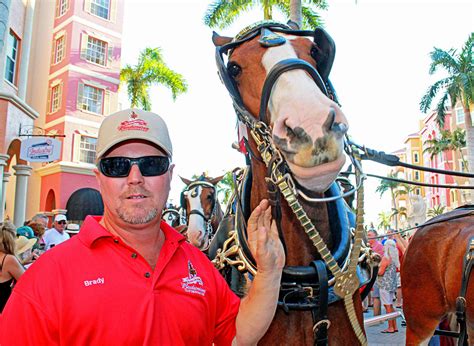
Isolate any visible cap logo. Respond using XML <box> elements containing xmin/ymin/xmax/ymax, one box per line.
<box><xmin>117</xmin><ymin>111</ymin><xmax>150</xmax><ymax>132</ymax></box>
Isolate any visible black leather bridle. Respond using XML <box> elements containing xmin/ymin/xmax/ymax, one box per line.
<box><xmin>181</xmin><ymin>181</ymin><xmax>218</xmax><ymax>225</ymax></box>
<box><xmin>215</xmin><ymin>21</ymin><xmax>339</xmax><ymax>127</ymax></box>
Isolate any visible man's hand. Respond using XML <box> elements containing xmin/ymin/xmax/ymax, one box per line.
<box><xmin>247</xmin><ymin>199</ymin><xmax>285</xmax><ymax>274</ymax></box>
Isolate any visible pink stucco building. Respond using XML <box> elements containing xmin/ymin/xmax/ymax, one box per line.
<box><xmin>0</xmin><ymin>0</ymin><xmax>123</xmax><ymax>226</ymax></box>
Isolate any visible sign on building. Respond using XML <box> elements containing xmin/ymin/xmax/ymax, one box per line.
<box><xmin>20</xmin><ymin>137</ymin><xmax>61</xmax><ymax>162</ymax></box>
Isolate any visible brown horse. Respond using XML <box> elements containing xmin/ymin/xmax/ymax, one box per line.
<box><xmin>402</xmin><ymin>208</ymin><xmax>474</xmax><ymax>345</ymax></box>
<box><xmin>211</xmin><ymin>21</ymin><xmax>372</xmax><ymax>345</ymax></box>
<box><xmin>180</xmin><ymin>174</ymin><xmax>224</xmax><ymax>251</ymax></box>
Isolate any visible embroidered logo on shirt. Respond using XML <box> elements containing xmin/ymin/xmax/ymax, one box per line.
<box><xmin>84</xmin><ymin>277</ymin><xmax>105</xmax><ymax>287</ymax></box>
<box><xmin>181</xmin><ymin>261</ymin><xmax>206</xmax><ymax>296</ymax></box>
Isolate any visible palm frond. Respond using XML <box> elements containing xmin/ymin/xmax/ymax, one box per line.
<box><xmin>419</xmin><ymin>78</ymin><xmax>450</xmax><ymax>113</ymax></box>
<box><xmin>203</xmin><ymin>0</ymin><xmax>253</xmax><ymax>29</ymax></box>
<box><xmin>305</xmin><ymin>0</ymin><xmax>329</xmax><ymax>11</ymax></box>
<box><xmin>301</xmin><ymin>5</ymin><xmax>324</xmax><ymax>29</ymax></box>
<box><xmin>429</xmin><ymin>48</ymin><xmax>459</xmax><ymax>75</ymax></box>
<box><xmin>435</xmin><ymin>92</ymin><xmax>449</xmax><ymax>127</ymax></box>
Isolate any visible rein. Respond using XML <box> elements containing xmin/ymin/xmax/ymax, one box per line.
<box><xmin>347</xmin><ymin>140</ymin><xmax>474</xmax><ymax>188</ymax></box>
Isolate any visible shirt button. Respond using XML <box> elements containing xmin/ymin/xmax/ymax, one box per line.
<box><xmin>131</xmin><ymin>253</ymin><xmax>138</xmax><ymax>259</ymax></box>
<box><xmin>144</xmin><ymin>272</ymin><xmax>151</xmax><ymax>278</ymax></box>
<box><xmin>113</xmin><ymin>239</ymin><xmax>119</xmax><ymax>244</ymax></box>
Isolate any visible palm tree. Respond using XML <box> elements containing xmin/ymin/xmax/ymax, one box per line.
<box><xmin>424</xmin><ymin>128</ymin><xmax>468</xmax><ymax>171</ymax></box>
<box><xmin>203</xmin><ymin>0</ymin><xmax>328</xmax><ymax>30</ymax></box>
<box><xmin>427</xmin><ymin>205</ymin><xmax>446</xmax><ymax>218</ymax></box>
<box><xmin>216</xmin><ymin>171</ymin><xmax>235</xmax><ymax>205</ymax></box>
<box><xmin>377</xmin><ymin>211</ymin><xmax>391</xmax><ymax>230</ymax></box>
<box><xmin>419</xmin><ymin>33</ymin><xmax>474</xmax><ymax>174</ymax></box>
<box><xmin>375</xmin><ymin>172</ymin><xmax>402</xmax><ymax>229</ymax></box>
<box><xmin>120</xmin><ymin>48</ymin><xmax>188</xmax><ymax>110</ymax></box>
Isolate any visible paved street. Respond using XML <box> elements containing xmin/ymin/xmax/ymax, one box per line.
<box><xmin>365</xmin><ymin>307</ymin><xmax>406</xmax><ymax>346</ymax></box>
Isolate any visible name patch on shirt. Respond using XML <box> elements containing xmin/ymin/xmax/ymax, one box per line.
<box><xmin>181</xmin><ymin>261</ymin><xmax>206</xmax><ymax>296</ymax></box>
<box><xmin>84</xmin><ymin>277</ymin><xmax>105</xmax><ymax>287</ymax></box>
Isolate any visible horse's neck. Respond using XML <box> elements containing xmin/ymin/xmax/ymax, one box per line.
<box><xmin>250</xmin><ymin>162</ymin><xmax>332</xmax><ymax>266</ymax></box>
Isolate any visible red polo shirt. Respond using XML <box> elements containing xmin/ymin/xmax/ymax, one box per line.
<box><xmin>1</xmin><ymin>216</ymin><xmax>240</xmax><ymax>345</ymax></box>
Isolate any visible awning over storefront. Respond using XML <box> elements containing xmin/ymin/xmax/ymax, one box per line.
<box><xmin>66</xmin><ymin>188</ymin><xmax>104</xmax><ymax>222</ymax></box>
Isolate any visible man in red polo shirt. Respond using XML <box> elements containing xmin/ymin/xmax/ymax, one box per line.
<box><xmin>1</xmin><ymin>109</ymin><xmax>285</xmax><ymax>345</ymax></box>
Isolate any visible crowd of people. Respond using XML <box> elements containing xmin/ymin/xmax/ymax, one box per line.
<box><xmin>365</xmin><ymin>227</ymin><xmax>408</xmax><ymax>333</ymax></box>
<box><xmin>0</xmin><ymin>214</ymin><xmax>75</xmax><ymax>313</ymax></box>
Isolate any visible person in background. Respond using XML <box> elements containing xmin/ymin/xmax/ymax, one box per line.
<box><xmin>26</xmin><ymin>222</ymin><xmax>46</xmax><ymax>252</ymax></box>
<box><xmin>367</xmin><ymin>229</ymin><xmax>383</xmax><ymax>316</ymax></box>
<box><xmin>31</xmin><ymin>214</ymin><xmax>49</xmax><ymax>229</ymax></box>
<box><xmin>15</xmin><ymin>236</ymin><xmax>38</xmax><ymax>268</ymax></box>
<box><xmin>42</xmin><ymin>215</ymin><xmax>70</xmax><ymax>250</ymax></box>
<box><xmin>16</xmin><ymin>226</ymin><xmax>34</xmax><ymax>240</ymax></box>
<box><xmin>377</xmin><ymin>239</ymin><xmax>400</xmax><ymax>333</ymax></box>
<box><xmin>0</xmin><ymin>223</ymin><xmax>27</xmax><ymax>312</ymax></box>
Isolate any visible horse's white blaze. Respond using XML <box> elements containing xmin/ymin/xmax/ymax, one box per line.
<box><xmin>186</xmin><ymin>186</ymin><xmax>207</xmax><ymax>247</ymax></box>
<box><xmin>261</xmin><ymin>35</ymin><xmax>336</xmax><ymax>143</ymax></box>
<box><xmin>260</xmin><ymin>34</ymin><xmax>347</xmax><ymax>192</ymax></box>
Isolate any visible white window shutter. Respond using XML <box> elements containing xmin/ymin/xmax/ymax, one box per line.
<box><xmin>110</xmin><ymin>0</ymin><xmax>117</xmax><ymax>22</ymax></box>
<box><xmin>107</xmin><ymin>42</ymin><xmax>113</xmax><ymax>67</ymax></box>
<box><xmin>51</xmin><ymin>39</ymin><xmax>56</xmax><ymax>64</ymax></box>
<box><xmin>55</xmin><ymin>0</ymin><xmax>60</xmax><ymax>17</ymax></box>
<box><xmin>58</xmin><ymin>82</ymin><xmax>63</xmax><ymax>110</ymax></box>
<box><xmin>84</xmin><ymin>0</ymin><xmax>92</xmax><ymax>13</ymax></box>
<box><xmin>77</xmin><ymin>82</ymin><xmax>84</xmax><ymax>110</ymax></box>
<box><xmin>72</xmin><ymin>132</ymin><xmax>80</xmax><ymax>162</ymax></box>
<box><xmin>80</xmin><ymin>33</ymin><xmax>88</xmax><ymax>60</ymax></box>
<box><xmin>104</xmin><ymin>89</ymin><xmax>111</xmax><ymax>115</ymax></box>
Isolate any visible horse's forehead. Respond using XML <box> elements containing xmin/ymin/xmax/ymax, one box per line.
<box><xmin>232</xmin><ymin>35</ymin><xmax>312</xmax><ymax>71</ymax></box>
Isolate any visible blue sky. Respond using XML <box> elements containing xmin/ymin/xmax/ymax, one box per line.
<box><xmin>119</xmin><ymin>0</ymin><xmax>473</xmax><ymax>226</ymax></box>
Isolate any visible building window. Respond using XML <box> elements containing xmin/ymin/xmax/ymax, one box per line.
<box><xmin>414</xmin><ymin>171</ymin><xmax>420</xmax><ymax>181</ymax></box>
<box><xmin>414</xmin><ymin>152</ymin><xmax>419</xmax><ymax>163</ymax></box>
<box><xmin>54</xmin><ymin>36</ymin><xmax>65</xmax><ymax>64</ymax></box>
<box><xmin>85</xmin><ymin>36</ymin><xmax>107</xmax><ymax>66</ymax></box>
<box><xmin>78</xmin><ymin>84</ymin><xmax>104</xmax><ymax>114</ymax></box>
<box><xmin>50</xmin><ymin>84</ymin><xmax>62</xmax><ymax>113</ymax></box>
<box><xmin>4</xmin><ymin>31</ymin><xmax>20</xmax><ymax>85</ymax></box>
<box><xmin>56</xmin><ymin>0</ymin><xmax>69</xmax><ymax>17</ymax></box>
<box><xmin>415</xmin><ymin>188</ymin><xmax>421</xmax><ymax>195</ymax></box>
<box><xmin>79</xmin><ymin>136</ymin><xmax>97</xmax><ymax>164</ymax></box>
<box><xmin>90</xmin><ymin>0</ymin><xmax>110</xmax><ymax>19</ymax></box>
<box><xmin>455</xmin><ymin>108</ymin><xmax>465</xmax><ymax>124</ymax></box>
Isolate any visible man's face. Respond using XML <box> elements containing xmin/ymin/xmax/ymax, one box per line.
<box><xmin>54</xmin><ymin>220</ymin><xmax>67</xmax><ymax>233</ymax></box>
<box><xmin>94</xmin><ymin>140</ymin><xmax>174</xmax><ymax>225</ymax></box>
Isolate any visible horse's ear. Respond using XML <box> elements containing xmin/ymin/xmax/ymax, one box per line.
<box><xmin>313</xmin><ymin>28</ymin><xmax>336</xmax><ymax>81</ymax></box>
<box><xmin>180</xmin><ymin>176</ymin><xmax>192</xmax><ymax>186</ymax></box>
<box><xmin>212</xmin><ymin>31</ymin><xmax>233</xmax><ymax>47</ymax></box>
<box><xmin>210</xmin><ymin>175</ymin><xmax>225</xmax><ymax>186</ymax></box>
<box><xmin>287</xmin><ymin>20</ymin><xmax>300</xmax><ymax>30</ymax></box>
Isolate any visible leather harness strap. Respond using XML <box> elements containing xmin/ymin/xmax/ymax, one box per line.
<box><xmin>311</xmin><ymin>260</ymin><xmax>329</xmax><ymax>346</ymax></box>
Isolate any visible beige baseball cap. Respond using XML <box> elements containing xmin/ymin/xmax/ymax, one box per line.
<box><xmin>96</xmin><ymin>108</ymin><xmax>173</xmax><ymax>160</ymax></box>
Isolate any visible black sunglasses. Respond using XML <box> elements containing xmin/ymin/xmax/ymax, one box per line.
<box><xmin>99</xmin><ymin>156</ymin><xmax>170</xmax><ymax>178</ymax></box>
<box><xmin>57</xmin><ymin>221</ymin><xmax>67</xmax><ymax>225</ymax></box>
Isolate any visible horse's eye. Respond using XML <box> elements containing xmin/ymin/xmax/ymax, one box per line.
<box><xmin>227</xmin><ymin>62</ymin><xmax>241</xmax><ymax>78</ymax></box>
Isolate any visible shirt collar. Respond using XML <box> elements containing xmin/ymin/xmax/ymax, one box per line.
<box><xmin>78</xmin><ymin>216</ymin><xmax>186</xmax><ymax>248</ymax></box>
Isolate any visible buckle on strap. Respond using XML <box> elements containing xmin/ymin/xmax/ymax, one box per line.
<box><xmin>313</xmin><ymin>319</ymin><xmax>331</xmax><ymax>333</ymax></box>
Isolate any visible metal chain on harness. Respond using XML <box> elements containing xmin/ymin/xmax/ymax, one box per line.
<box><xmin>246</xmin><ymin>118</ymin><xmax>368</xmax><ymax>345</ymax></box>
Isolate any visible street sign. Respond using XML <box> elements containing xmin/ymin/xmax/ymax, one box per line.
<box><xmin>20</xmin><ymin>137</ymin><xmax>61</xmax><ymax>162</ymax></box>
